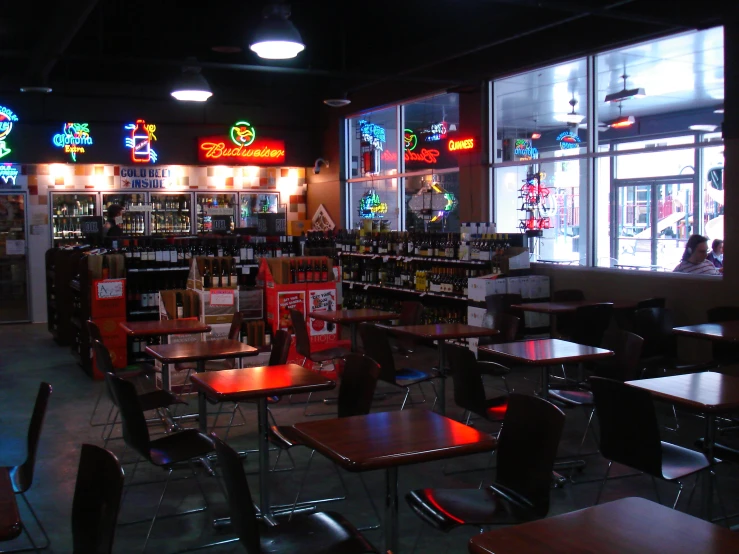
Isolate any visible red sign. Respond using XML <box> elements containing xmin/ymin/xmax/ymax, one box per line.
<box><xmin>380</xmin><ymin>148</ymin><xmax>440</xmax><ymax>165</ymax></box>
<box><xmin>448</xmin><ymin>137</ymin><xmax>475</xmax><ymax>152</ymax></box>
<box><xmin>198</xmin><ymin>136</ymin><xmax>286</xmax><ymax>164</ymax></box>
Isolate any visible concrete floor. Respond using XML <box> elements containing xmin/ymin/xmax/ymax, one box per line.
<box><xmin>1</xmin><ymin>323</ymin><xmax>738</xmax><ymax>554</ymax></box>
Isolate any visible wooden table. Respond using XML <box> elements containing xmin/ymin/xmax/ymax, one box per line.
<box><xmin>673</xmin><ymin>321</ymin><xmax>739</xmax><ymax>343</ymax></box>
<box><xmin>145</xmin><ymin>339</ymin><xmax>258</xmax><ymax>390</ymax></box>
<box><xmin>292</xmin><ymin>409</ymin><xmax>496</xmax><ymax>554</ymax></box>
<box><xmin>626</xmin><ymin>372</ymin><xmax>739</xmax><ymax>520</ymax></box>
<box><xmin>190</xmin><ymin>364</ymin><xmax>335</xmax><ymax>519</ymax></box>
<box><xmin>479</xmin><ymin>339</ymin><xmax>613</xmax><ymax>393</ymax></box>
<box><xmin>468</xmin><ymin>497</ymin><xmax>739</xmax><ymax>554</ymax></box>
<box><xmin>377</xmin><ymin>323</ymin><xmax>500</xmax><ymax>415</ymax></box>
<box><xmin>511</xmin><ymin>300</ymin><xmax>635</xmax><ymax>314</ymax></box>
<box><xmin>0</xmin><ymin>468</ymin><xmax>21</xmax><ymax>542</ymax></box>
<box><xmin>119</xmin><ymin>318</ymin><xmax>212</xmax><ymax>337</ymax></box>
<box><xmin>309</xmin><ymin>309</ymin><xmax>399</xmax><ymax>351</ymax></box>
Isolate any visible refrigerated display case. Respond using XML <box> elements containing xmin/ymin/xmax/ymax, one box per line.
<box><xmin>50</xmin><ymin>192</ymin><xmax>99</xmax><ymax>244</ymax></box>
<box><xmin>196</xmin><ymin>193</ymin><xmax>238</xmax><ymax>233</ymax></box>
<box><xmin>102</xmin><ymin>192</ymin><xmax>147</xmax><ymax>236</ymax></box>
<box><xmin>150</xmin><ymin>192</ymin><xmax>192</xmax><ymax>235</ymax></box>
<box><xmin>239</xmin><ymin>192</ymin><xmax>280</xmax><ymax>228</ymax></box>
<box><xmin>0</xmin><ymin>192</ymin><xmax>30</xmax><ymax>322</ymax></box>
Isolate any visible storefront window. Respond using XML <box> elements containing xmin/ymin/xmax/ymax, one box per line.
<box><xmin>404</xmin><ymin>93</ymin><xmax>460</xmax><ymax>171</ymax></box>
<box><xmin>701</xmin><ymin>133</ymin><xmax>724</xmax><ymax>243</ymax></box>
<box><xmin>348</xmin><ymin>108</ymin><xmax>399</xmax><ymax>178</ymax></box>
<box><xmin>405</xmin><ymin>172</ymin><xmax>460</xmax><ymax>232</ymax></box>
<box><xmin>349</xmin><ymin>179</ymin><xmax>400</xmax><ymax>230</ymax></box>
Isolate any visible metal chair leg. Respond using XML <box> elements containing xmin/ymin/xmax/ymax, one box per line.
<box><xmin>595</xmin><ymin>461</ymin><xmax>613</xmax><ymax>505</ymax></box>
<box><xmin>142</xmin><ymin>469</ymin><xmax>172</xmax><ymax>553</ymax></box>
<box><xmin>400</xmin><ymin>388</ymin><xmax>411</xmax><ymax>411</ymax></box>
<box><xmin>651</xmin><ymin>476</ymin><xmax>662</xmax><ymax>505</ymax></box>
<box><xmin>289</xmin><ymin>450</ymin><xmax>315</xmax><ymax>520</ymax></box>
<box><xmin>89</xmin><ymin>387</ymin><xmax>105</xmax><ymax>427</ymax></box>
<box><xmin>577</xmin><ymin>408</ymin><xmax>596</xmax><ymax>456</ymax></box>
<box><xmin>672</xmin><ymin>481</ymin><xmax>683</xmax><ymax>510</ymax></box>
<box><xmin>0</xmin><ymin>493</ymin><xmax>49</xmax><ymax>553</ymax></box>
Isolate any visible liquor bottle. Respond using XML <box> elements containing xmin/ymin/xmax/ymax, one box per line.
<box><xmin>297</xmin><ymin>260</ymin><xmax>306</xmax><ymax>283</ymax></box>
<box><xmin>321</xmin><ymin>259</ymin><xmax>328</xmax><ymax>282</ymax></box>
<box><xmin>290</xmin><ymin>261</ymin><xmax>297</xmax><ymax>284</ymax></box>
<box><xmin>176</xmin><ymin>292</ymin><xmax>184</xmax><ymax>319</ymax></box>
<box><xmin>230</xmin><ymin>261</ymin><xmax>239</xmax><ymax>288</ymax></box>
<box><xmin>202</xmin><ymin>261</ymin><xmax>212</xmax><ymax>289</ymax></box>
<box><xmin>306</xmin><ymin>259</ymin><xmax>314</xmax><ymax>283</ymax></box>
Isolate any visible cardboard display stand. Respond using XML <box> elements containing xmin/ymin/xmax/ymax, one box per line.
<box><xmin>90</xmin><ymin>278</ymin><xmax>127</xmax><ymax>378</ymax></box>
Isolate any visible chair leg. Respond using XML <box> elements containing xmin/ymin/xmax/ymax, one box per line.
<box><xmin>89</xmin><ymin>387</ymin><xmax>105</xmax><ymax>427</ymax></box>
<box><xmin>577</xmin><ymin>408</ymin><xmax>596</xmax><ymax>456</ymax></box>
<box><xmin>651</xmin><ymin>476</ymin><xmax>663</xmax><ymax>505</ymax></box>
<box><xmin>400</xmin><ymin>388</ymin><xmax>411</xmax><ymax>411</ymax></box>
<box><xmin>671</xmin><ymin>481</ymin><xmax>683</xmax><ymax>510</ymax></box>
<box><xmin>595</xmin><ymin>461</ymin><xmax>613</xmax><ymax>505</ymax></box>
<box><xmin>711</xmin><ymin>470</ymin><xmax>730</xmax><ymax>528</ymax></box>
<box><xmin>356</xmin><ymin>473</ymin><xmax>381</xmax><ymax>531</ymax></box>
<box><xmin>103</xmin><ymin>410</ymin><xmax>119</xmax><ymax>449</ymax></box>
<box><xmin>289</xmin><ymin>450</ymin><xmax>315</xmax><ymax>520</ymax></box>
<box><xmin>5</xmin><ymin>493</ymin><xmax>50</xmax><ymax>553</ymax></box>
<box><xmin>100</xmin><ymin>404</ymin><xmax>116</xmax><ymax>439</ymax></box>
<box><xmin>142</xmin><ymin>469</ymin><xmax>172</xmax><ymax>553</ymax></box>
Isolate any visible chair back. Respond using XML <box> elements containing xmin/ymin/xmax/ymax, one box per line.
<box><xmin>636</xmin><ymin>297</ymin><xmax>666</xmax><ymax>310</ymax></box>
<box><xmin>358</xmin><ymin>323</ymin><xmax>398</xmax><ymax>384</ymax></box>
<box><xmin>485</xmin><ymin>294</ymin><xmax>522</xmax><ymax>316</ymax></box>
<box><xmin>590</xmin><ymin>377</ymin><xmax>662</xmax><ymax>476</ymax></box>
<box><xmin>212</xmin><ymin>435</ymin><xmax>261</xmax><ymax>554</ymax></box>
<box><xmin>268</xmin><ymin>329</ymin><xmax>292</xmax><ymax>366</ymax></box>
<box><xmin>72</xmin><ymin>444</ymin><xmax>124</xmax><ymax>554</ymax></box>
<box><xmin>447</xmin><ymin>345</ymin><xmax>488</xmax><ymax>417</ymax></box>
<box><xmin>87</xmin><ymin>319</ymin><xmax>103</xmax><ymax>344</ymax></box>
<box><xmin>552</xmin><ymin>289</ymin><xmax>585</xmax><ymax>301</ymax></box>
<box><xmin>399</xmin><ymin>301</ymin><xmax>424</xmax><ymax>325</ymax></box>
<box><xmin>596</xmin><ymin>330</ymin><xmax>644</xmax><ymax>382</ymax></box>
<box><xmin>495</xmin><ymin>394</ymin><xmax>565</xmax><ymax>518</ymax></box>
<box><xmin>479</xmin><ymin>313</ymin><xmax>520</xmax><ymax>347</ymax></box>
<box><xmin>104</xmin><ymin>373</ymin><xmax>151</xmax><ymax>459</ymax></box>
<box><xmin>11</xmin><ymin>382</ymin><xmax>52</xmax><ymax>493</ymax></box>
<box><xmin>632</xmin><ymin>307</ymin><xmax>676</xmax><ymax>360</ymax></box>
<box><xmin>290</xmin><ymin>309</ymin><xmax>312</xmax><ymax>359</ymax></box>
<box><xmin>337</xmin><ymin>354</ymin><xmax>381</xmax><ymax>418</ymax></box>
<box><xmin>570</xmin><ymin>303</ymin><xmax>614</xmax><ymax>347</ymax></box>
<box><xmin>227</xmin><ymin>311</ymin><xmax>245</xmax><ymax>340</ymax></box>
<box><xmin>707</xmin><ymin>306</ymin><xmax>739</xmax><ymax>364</ymax></box>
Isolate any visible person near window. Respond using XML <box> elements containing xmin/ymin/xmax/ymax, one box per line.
<box><xmin>673</xmin><ymin>234</ymin><xmax>721</xmax><ymax>275</ymax></box>
<box><xmin>103</xmin><ymin>204</ymin><xmax>124</xmax><ymax>238</ymax></box>
<box><xmin>707</xmin><ymin>239</ymin><xmax>723</xmax><ymax>270</ymax></box>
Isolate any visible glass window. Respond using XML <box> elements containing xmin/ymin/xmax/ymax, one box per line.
<box><xmin>348</xmin><ymin>108</ymin><xmax>399</xmax><ymax>178</ymax></box>
<box><xmin>349</xmin><ymin>179</ymin><xmax>400</xmax><ymax>230</ymax></box>
<box><xmin>403</xmin><ymin>93</ymin><xmax>460</xmax><ymax>171</ymax></box>
<box><xmin>701</xmin><ymin>133</ymin><xmax>724</xmax><ymax>243</ymax></box>
<box><xmin>405</xmin><ymin>172</ymin><xmax>460</xmax><ymax>232</ymax></box>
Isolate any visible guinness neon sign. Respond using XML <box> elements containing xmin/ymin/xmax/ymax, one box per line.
<box><xmin>448</xmin><ymin>137</ymin><xmax>475</xmax><ymax>152</ymax></box>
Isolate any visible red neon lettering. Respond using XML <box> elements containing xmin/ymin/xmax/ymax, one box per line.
<box><xmin>199</xmin><ymin>141</ymin><xmax>285</xmax><ymax>161</ymax></box>
<box><xmin>448</xmin><ymin>138</ymin><xmax>475</xmax><ymax>151</ymax></box>
<box><xmin>379</xmin><ymin>148</ymin><xmax>440</xmax><ymax>164</ymax></box>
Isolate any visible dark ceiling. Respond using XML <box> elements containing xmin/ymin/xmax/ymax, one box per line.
<box><xmin>0</xmin><ymin>0</ymin><xmax>726</xmax><ymax>111</ymax></box>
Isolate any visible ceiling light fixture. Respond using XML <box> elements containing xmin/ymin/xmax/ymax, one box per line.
<box><xmin>604</xmin><ymin>74</ymin><xmax>645</xmax><ymax>103</ymax></box>
<box><xmin>20</xmin><ymin>85</ymin><xmax>53</xmax><ymax>93</ymax></box>
<box><xmin>689</xmin><ymin>124</ymin><xmax>718</xmax><ymax>132</ymax></box>
<box><xmin>555</xmin><ymin>97</ymin><xmax>585</xmax><ymax>124</ymax></box>
<box><xmin>249</xmin><ymin>2</ymin><xmax>305</xmax><ymax>60</ymax></box>
<box><xmin>713</xmin><ymin>106</ymin><xmax>724</xmax><ymax>114</ymax></box>
<box><xmin>609</xmin><ymin>103</ymin><xmax>635</xmax><ymax>129</ymax></box>
<box><xmin>324</xmin><ymin>91</ymin><xmax>351</xmax><ymax>107</ymax></box>
<box><xmin>170</xmin><ymin>64</ymin><xmax>213</xmax><ymax>102</ymax></box>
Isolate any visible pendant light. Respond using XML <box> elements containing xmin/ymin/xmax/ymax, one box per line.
<box><xmin>170</xmin><ymin>63</ymin><xmax>213</xmax><ymax>102</ymax></box>
<box><xmin>249</xmin><ymin>2</ymin><xmax>305</xmax><ymax>60</ymax></box>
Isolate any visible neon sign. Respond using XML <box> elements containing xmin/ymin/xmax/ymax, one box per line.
<box><xmin>381</xmin><ymin>148</ymin><xmax>440</xmax><ymax>165</ymax></box>
<box><xmin>0</xmin><ymin>164</ymin><xmax>19</xmax><ymax>185</ymax></box>
<box><xmin>124</xmin><ymin>119</ymin><xmax>158</xmax><ymax>163</ymax></box>
<box><xmin>198</xmin><ymin>136</ymin><xmax>286</xmax><ymax>164</ymax></box>
<box><xmin>358</xmin><ymin>190</ymin><xmax>388</xmax><ymax>219</ymax></box>
<box><xmin>448</xmin><ymin>137</ymin><xmax>475</xmax><ymax>152</ymax></box>
<box><xmin>556</xmin><ymin>131</ymin><xmax>581</xmax><ymax>150</ymax></box>
<box><xmin>230</xmin><ymin>121</ymin><xmax>256</xmax><ymax>147</ymax></box>
<box><xmin>0</xmin><ymin>105</ymin><xmax>19</xmax><ymax>159</ymax></box>
<box><xmin>422</xmin><ymin>121</ymin><xmax>448</xmax><ymax>142</ymax></box>
<box><xmin>359</xmin><ymin>120</ymin><xmax>386</xmax><ymax>148</ymax></box>
<box><xmin>52</xmin><ymin>123</ymin><xmax>92</xmax><ymax>162</ymax></box>
<box><xmin>404</xmin><ymin>129</ymin><xmax>417</xmax><ymax>151</ymax></box>
<box><xmin>513</xmin><ymin>138</ymin><xmax>538</xmax><ymax>158</ymax></box>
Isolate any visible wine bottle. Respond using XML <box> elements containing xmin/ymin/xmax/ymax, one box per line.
<box><xmin>176</xmin><ymin>292</ymin><xmax>184</xmax><ymax>318</ymax></box>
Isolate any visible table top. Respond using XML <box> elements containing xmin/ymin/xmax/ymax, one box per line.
<box><xmin>309</xmin><ymin>309</ymin><xmax>399</xmax><ymax>324</ymax></box>
<box><xmin>536</xmin><ymin>258</ymin><xmax>579</xmax><ymax>265</ymax></box>
<box><xmin>145</xmin><ymin>339</ymin><xmax>258</xmax><ymax>364</ymax></box>
<box><xmin>626</xmin><ymin>372</ymin><xmax>739</xmax><ymax>413</ymax></box>
<box><xmin>189</xmin><ymin>364</ymin><xmax>335</xmax><ymax>402</ymax></box>
<box><xmin>468</xmin><ymin>497</ymin><xmax>739</xmax><ymax>554</ymax></box>
<box><xmin>377</xmin><ymin>323</ymin><xmax>500</xmax><ymax>340</ymax></box>
<box><xmin>511</xmin><ymin>300</ymin><xmax>635</xmax><ymax>314</ymax></box>
<box><xmin>673</xmin><ymin>321</ymin><xmax>739</xmax><ymax>343</ymax></box>
<box><xmin>119</xmin><ymin>319</ymin><xmax>212</xmax><ymax>337</ymax></box>
<box><xmin>291</xmin><ymin>409</ymin><xmax>496</xmax><ymax>472</ymax></box>
<box><xmin>479</xmin><ymin>339</ymin><xmax>614</xmax><ymax>365</ymax></box>
<box><xmin>0</xmin><ymin>468</ymin><xmax>21</xmax><ymax>542</ymax></box>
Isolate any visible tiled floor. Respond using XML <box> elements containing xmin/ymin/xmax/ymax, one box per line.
<box><xmin>1</xmin><ymin>324</ymin><xmax>737</xmax><ymax>553</ymax></box>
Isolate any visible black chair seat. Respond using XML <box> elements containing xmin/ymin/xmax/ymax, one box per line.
<box><xmin>548</xmin><ymin>389</ymin><xmax>593</xmax><ymax>407</ymax></box>
<box><xmin>406</xmin><ymin>485</ymin><xmax>538</xmax><ymax>532</ymax></box>
<box><xmin>310</xmin><ymin>346</ymin><xmax>351</xmax><ymax>363</ymax></box>
<box><xmin>138</xmin><ymin>389</ymin><xmax>185</xmax><ymax>412</ymax></box>
<box><xmin>148</xmin><ymin>429</ymin><xmax>215</xmax><ymax>467</ymax></box>
<box><xmin>260</xmin><ymin>511</ymin><xmax>377</xmax><ymax>554</ymax></box>
<box><xmin>268</xmin><ymin>425</ymin><xmax>304</xmax><ymax>450</ymax></box>
<box><xmin>396</xmin><ymin>367</ymin><xmax>439</xmax><ymax>386</ymax></box>
<box><xmin>660</xmin><ymin>441</ymin><xmax>710</xmax><ymax>480</ymax></box>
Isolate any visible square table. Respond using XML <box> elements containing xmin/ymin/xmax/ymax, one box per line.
<box><xmin>468</xmin><ymin>497</ymin><xmax>739</xmax><ymax>554</ymax></box>
<box><xmin>190</xmin><ymin>364</ymin><xmax>335</xmax><ymax>519</ymax></box>
<box><xmin>673</xmin><ymin>321</ymin><xmax>739</xmax><ymax>343</ymax></box>
<box><xmin>0</xmin><ymin>468</ymin><xmax>21</xmax><ymax>542</ymax></box>
<box><xmin>625</xmin><ymin>371</ymin><xmax>739</xmax><ymax>520</ymax></box>
<box><xmin>377</xmin><ymin>323</ymin><xmax>500</xmax><ymax>415</ymax></box>
<box><xmin>119</xmin><ymin>318</ymin><xmax>212</xmax><ymax>338</ymax></box>
<box><xmin>291</xmin><ymin>409</ymin><xmax>496</xmax><ymax>554</ymax></box>
<box><xmin>309</xmin><ymin>309</ymin><xmax>399</xmax><ymax>351</ymax></box>
<box><xmin>145</xmin><ymin>339</ymin><xmax>259</xmax><ymax>390</ymax></box>
<box><xmin>479</xmin><ymin>338</ymin><xmax>614</xmax><ymax>393</ymax></box>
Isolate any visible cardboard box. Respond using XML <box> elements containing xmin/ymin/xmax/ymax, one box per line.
<box><xmin>467</xmin><ymin>275</ymin><xmax>507</xmax><ymax>302</ymax></box>
<box><xmin>528</xmin><ymin>275</ymin><xmax>550</xmax><ymax>299</ymax></box>
<box><xmin>195</xmin><ymin>288</ymin><xmax>239</xmax><ymax>325</ymax></box>
<box><xmin>159</xmin><ymin>290</ymin><xmax>201</xmax><ymax>320</ymax></box>
<box><xmin>93</xmin><ymin>316</ymin><xmax>126</xmax><ymax>339</ymax></box>
<box><xmin>239</xmin><ymin>287</ymin><xmax>264</xmax><ymax>320</ymax></box>
<box><xmin>500</xmin><ymin>247</ymin><xmax>530</xmax><ymax>273</ymax></box>
<box><xmin>467</xmin><ymin>306</ymin><xmax>487</xmax><ymax>327</ymax></box>
<box><xmin>187</xmin><ymin>256</ymin><xmax>238</xmax><ymax>291</ymax></box>
<box><xmin>288</xmin><ymin>219</ymin><xmax>312</xmax><ymax>236</ymax></box>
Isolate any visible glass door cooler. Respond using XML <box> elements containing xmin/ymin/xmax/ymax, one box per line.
<box><xmin>102</xmin><ymin>192</ymin><xmax>147</xmax><ymax>236</ymax></box>
<box><xmin>150</xmin><ymin>192</ymin><xmax>193</xmax><ymax>235</ymax></box>
<box><xmin>50</xmin><ymin>192</ymin><xmax>99</xmax><ymax>244</ymax></box>
<box><xmin>239</xmin><ymin>192</ymin><xmax>280</xmax><ymax>228</ymax></box>
<box><xmin>196</xmin><ymin>193</ymin><xmax>238</xmax><ymax>233</ymax></box>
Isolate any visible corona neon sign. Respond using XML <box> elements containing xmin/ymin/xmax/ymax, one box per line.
<box><xmin>513</xmin><ymin>138</ymin><xmax>538</xmax><ymax>158</ymax></box>
<box><xmin>52</xmin><ymin>123</ymin><xmax>92</xmax><ymax>162</ymax></box>
<box><xmin>124</xmin><ymin>119</ymin><xmax>158</xmax><ymax>163</ymax></box>
<box><xmin>0</xmin><ymin>105</ymin><xmax>19</xmax><ymax>159</ymax></box>
<box><xmin>448</xmin><ymin>137</ymin><xmax>475</xmax><ymax>152</ymax></box>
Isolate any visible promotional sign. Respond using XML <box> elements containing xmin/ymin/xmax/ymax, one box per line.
<box><xmin>52</xmin><ymin>122</ymin><xmax>93</xmax><ymax>162</ymax></box>
<box><xmin>308</xmin><ymin>289</ymin><xmax>337</xmax><ymax>336</ymax></box>
<box><xmin>557</xmin><ymin>131</ymin><xmax>582</xmax><ymax>150</ymax></box>
<box><xmin>0</xmin><ymin>164</ymin><xmax>19</xmax><ymax>187</ymax></box>
<box><xmin>120</xmin><ymin>166</ymin><xmax>172</xmax><ymax>189</ymax></box>
<box><xmin>124</xmin><ymin>119</ymin><xmax>158</xmax><ymax>163</ymax></box>
<box><xmin>277</xmin><ymin>291</ymin><xmax>305</xmax><ymax>334</ymax></box>
<box><xmin>0</xmin><ymin>105</ymin><xmax>19</xmax><ymax>159</ymax></box>
<box><xmin>198</xmin><ymin>120</ymin><xmax>285</xmax><ymax>164</ymax></box>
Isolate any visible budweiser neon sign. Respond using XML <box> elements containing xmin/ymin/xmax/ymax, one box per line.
<box><xmin>198</xmin><ymin>135</ymin><xmax>285</xmax><ymax>164</ymax></box>
<box><xmin>448</xmin><ymin>137</ymin><xmax>475</xmax><ymax>151</ymax></box>
<box><xmin>381</xmin><ymin>148</ymin><xmax>440</xmax><ymax>165</ymax></box>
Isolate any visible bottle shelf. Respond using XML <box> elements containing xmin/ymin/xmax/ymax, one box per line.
<box><xmin>339</xmin><ymin>251</ymin><xmax>493</xmax><ymax>266</ymax></box>
<box><xmin>127</xmin><ymin>267</ymin><xmax>190</xmax><ymax>273</ymax></box>
<box><xmin>341</xmin><ymin>280</ymin><xmax>468</xmax><ymax>301</ymax></box>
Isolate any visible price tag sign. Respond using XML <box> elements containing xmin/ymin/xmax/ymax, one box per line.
<box><xmin>128</xmin><ymin>204</ymin><xmax>152</xmax><ymax>212</ymax></box>
<box><xmin>207</xmin><ymin>207</ymin><xmax>235</xmax><ymax>216</ymax></box>
<box><xmin>80</xmin><ymin>216</ymin><xmax>102</xmax><ymax>235</ymax></box>
<box><xmin>95</xmin><ymin>279</ymin><xmax>125</xmax><ymax>300</ymax></box>
<box><xmin>211</xmin><ymin>216</ymin><xmax>231</xmax><ymax>232</ymax></box>
<box><xmin>210</xmin><ymin>289</ymin><xmax>235</xmax><ymax>306</ymax></box>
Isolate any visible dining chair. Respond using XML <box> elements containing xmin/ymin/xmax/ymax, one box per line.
<box><xmin>72</xmin><ymin>444</ymin><xmax>124</xmax><ymax>554</ymax></box>
<box><xmin>2</xmin><ymin>383</ymin><xmax>52</xmax><ymax>553</ymax></box>
<box><xmin>406</xmin><ymin>393</ymin><xmax>565</xmax><ymax>533</ymax></box>
<box><xmin>551</xmin><ymin>288</ymin><xmax>585</xmax><ymax>339</ymax></box>
<box><xmin>707</xmin><ymin>306</ymin><xmax>739</xmax><ymax>366</ymax></box>
<box><xmin>175</xmin><ymin>311</ymin><xmax>246</xmax><ymax>375</ymax></box>
<box><xmin>390</xmin><ymin>300</ymin><xmax>424</xmax><ymax>356</ymax></box>
<box><xmin>213</xmin><ymin>435</ymin><xmax>379</xmax><ymax>554</ymax></box>
<box><xmin>358</xmin><ymin>322</ymin><xmax>438</xmax><ymax>410</ymax></box>
<box><xmin>477</xmin><ymin>313</ymin><xmax>521</xmax><ymax>393</ymax></box>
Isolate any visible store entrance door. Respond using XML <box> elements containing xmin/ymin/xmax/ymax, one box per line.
<box><xmin>0</xmin><ymin>193</ymin><xmax>30</xmax><ymax>322</ymax></box>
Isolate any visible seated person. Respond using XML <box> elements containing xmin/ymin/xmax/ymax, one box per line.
<box><xmin>707</xmin><ymin>239</ymin><xmax>723</xmax><ymax>269</ymax></box>
<box><xmin>673</xmin><ymin>234</ymin><xmax>721</xmax><ymax>275</ymax></box>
